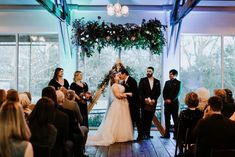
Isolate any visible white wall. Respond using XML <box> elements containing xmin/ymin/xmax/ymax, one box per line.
<box><xmin>0</xmin><ymin>10</ymin><xmax>77</xmax><ymax>82</ymax></box>
<box><xmin>71</xmin><ymin>10</ymin><xmax>167</xmax><ymax>25</ymax></box>
<box><xmin>0</xmin><ymin>10</ymin><xmax>59</xmax><ymax>33</ymax></box>
<box><xmin>182</xmin><ymin>11</ymin><xmax>235</xmax><ymax>35</ymax></box>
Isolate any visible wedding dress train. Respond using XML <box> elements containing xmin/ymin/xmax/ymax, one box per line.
<box><xmin>86</xmin><ymin>83</ymin><xmax>133</xmax><ymax>146</ymax></box>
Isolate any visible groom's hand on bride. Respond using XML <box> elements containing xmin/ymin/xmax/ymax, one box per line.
<box><xmin>125</xmin><ymin>92</ymin><xmax>133</xmax><ymax>97</ymax></box>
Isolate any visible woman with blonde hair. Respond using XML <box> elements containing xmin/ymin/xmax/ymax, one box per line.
<box><xmin>19</xmin><ymin>93</ymin><xmax>32</xmax><ymax>120</ymax></box>
<box><xmin>70</xmin><ymin>71</ymin><xmax>91</xmax><ymax>128</ymax></box>
<box><xmin>0</xmin><ymin>101</ymin><xmax>33</xmax><ymax>157</ymax></box>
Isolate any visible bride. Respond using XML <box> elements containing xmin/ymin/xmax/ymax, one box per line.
<box><xmin>86</xmin><ymin>72</ymin><xmax>134</xmax><ymax>146</ymax></box>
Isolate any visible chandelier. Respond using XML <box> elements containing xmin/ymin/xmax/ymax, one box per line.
<box><xmin>107</xmin><ymin>2</ymin><xmax>129</xmax><ymax>17</ymax></box>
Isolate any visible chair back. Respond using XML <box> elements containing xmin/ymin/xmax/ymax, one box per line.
<box><xmin>175</xmin><ymin>127</ymin><xmax>196</xmax><ymax>157</ymax></box>
<box><xmin>210</xmin><ymin>148</ymin><xmax>235</xmax><ymax>157</ymax></box>
<box><xmin>33</xmin><ymin>144</ymin><xmax>51</xmax><ymax>157</ymax></box>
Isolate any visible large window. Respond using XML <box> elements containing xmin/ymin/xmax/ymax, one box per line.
<box><xmin>121</xmin><ymin>49</ymin><xmax>162</xmax><ymax>83</ymax></box>
<box><xmin>0</xmin><ymin>34</ymin><xmax>59</xmax><ymax>103</ymax></box>
<box><xmin>0</xmin><ymin>35</ymin><xmax>17</xmax><ymax>89</ymax></box>
<box><xmin>224</xmin><ymin>36</ymin><xmax>235</xmax><ymax>92</ymax></box>
<box><xmin>19</xmin><ymin>34</ymin><xmax>59</xmax><ymax>102</ymax></box>
<box><xmin>180</xmin><ymin>35</ymin><xmax>235</xmax><ymax>104</ymax></box>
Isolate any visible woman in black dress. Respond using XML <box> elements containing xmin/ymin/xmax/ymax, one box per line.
<box><xmin>48</xmin><ymin>67</ymin><xmax>69</xmax><ymax>90</ymax></box>
<box><xmin>70</xmin><ymin>71</ymin><xmax>90</xmax><ymax>128</ymax></box>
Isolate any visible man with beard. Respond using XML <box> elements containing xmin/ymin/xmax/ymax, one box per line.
<box><xmin>139</xmin><ymin>67</ymin><xmax>161</xmax><ymax>139</ymax></box>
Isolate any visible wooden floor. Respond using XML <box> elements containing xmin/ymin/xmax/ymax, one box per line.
<box><xmin>85</xmin><ymin>131</ymin><xmax>176</xmax><ymax>157</ymax></box>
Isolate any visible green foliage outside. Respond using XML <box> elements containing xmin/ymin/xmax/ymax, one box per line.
<box><xmin>180</xmin><ymin>35</ymin><xmax>235</xmax><ymax>103</ymax></box>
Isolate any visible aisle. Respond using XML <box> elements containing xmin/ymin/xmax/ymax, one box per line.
<box><xmin>86</xmin><ymin>131</ymin><xmax>176</xmax><ymax>157</ymax></box>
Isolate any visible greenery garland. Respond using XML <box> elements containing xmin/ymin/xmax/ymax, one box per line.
<box><xmin>72</xmin><ymin>16</ymin><xmax>166</xmax><ymax>57</ymax></box>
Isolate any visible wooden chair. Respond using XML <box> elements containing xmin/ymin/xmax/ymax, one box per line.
<box><xmin>175</xmin><ymin>126</ymin><xmax>196</xmax><ymax>157</ymax></box>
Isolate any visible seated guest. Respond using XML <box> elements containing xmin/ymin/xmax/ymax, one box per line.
<box><xmin>6</xmin><ymin>89</ymin><xmax>19</xmax><ymax>102</ymax></box>
<box><xmin>0</xmin><ymin>89</ymin><xmax>6</xmax><ymax>107</ymax></box>
<box><xmin>24</xmin><ymin>91</ymin><xmax>35</xmax><ymax>110</ymax></box>
<box><xmin>56</xmin><ymin>90</ymin><xmax>88</xmax><ymax>157</ymax></box>
<box><xmin>225</xmin><ymin>89</ymin><xmax>235</xmax><ymax>105</ymax></box>
<box><xmin>28</xmin><ymin>97</ymin><xmax>57</xmax><ymax>157</ymax></box>
<box><xmin>195</xmin><ymin>87</ymin><xmax>210</xmax><ymax>111</ymax></box>
<box><xmin>194</xmin><ymin>96</ymin><xmax>235</xmax><ymax>157</ymax></box>
<box><xmin>19</xmin><ymin>93</ymin><xmax>32</xmax><ymax>121</ymax></box>
<box><xmin>42</xmin><ymin>86</ymin><xmax>69</xmax><ymax>157</ymax></box>
<box><xmin>0</xmin><ymin>101</ymin><xmax>33</xmax><ymax>157</ymax></box>
<box><xmin>176</xmin><ymin>92</ymin><xmax>203</xmax><ymax>156</ymax></box>
<box><xmin>24</xmin><ymin>91</ymin><xmax>32</xmax><ymax>102</ymax></box>
<box><xmin>63</xmin><ymin>89</ymin><xmax>83</xmax><ymax>124</ymax></box>
<box><xmin>223</xmin><ymin>89</ymin><xmax>235</xmax><ymax>120</ymax></box>
<box><xmin>214</xmin><ymin>88</ymin><xmax>235</xmax><ymax>118</ymax></box>
<box><xmin>63</xmin><ymin>89</ymin><xmax>89</xmax><ymax>156</ymax></box>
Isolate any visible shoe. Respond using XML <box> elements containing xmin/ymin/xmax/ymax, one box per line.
<box><xmin>160</xmin><ymin>135</ymin><xmax>170</xmax><ymax>139</ymax></box>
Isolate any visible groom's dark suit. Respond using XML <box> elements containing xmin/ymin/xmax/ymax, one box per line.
<box><xmin>123</xmin><ymin>76</ymin><xmax>143</xmax><ymax>138</ymax></box>
<box><xmin>139</xmin><ymin>77</ymin><xmax>161</xmax><ymax>137</ymax></box>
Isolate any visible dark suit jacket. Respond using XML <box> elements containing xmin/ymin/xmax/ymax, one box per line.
<box><xmin>58</xmin><ymin>106</ymin><xmax>83</xmax><ymax>140</ymax></box>
<box><xmin>163</xmin><ymin>78</ymin><xmax>181</xmax><ymax>105</ymax></box>
<box><xmin>194</xmin><ymin>114</ymin><xmax>235</xmax><ymax>157</ymax></box>
<box><xmin>51</xmin><ymin>108</ymin><xmax>69</xmax><ymax>157</ymax></box>
<box><xmin>123</xmin><ymin>76</ymin><xmax>139</xmax><ymax>109</ymax></box>
<box><xmin>139</xmin><ymin>77</ymin><xmax>161</xmax><ymax>112</ymax></box>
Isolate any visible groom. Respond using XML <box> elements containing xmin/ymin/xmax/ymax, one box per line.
<box><xmin>119</xmin><ymin>69</ymin><xmax>143</xmax><ymax>141</ymax></box>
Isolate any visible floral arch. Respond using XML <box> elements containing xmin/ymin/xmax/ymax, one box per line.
<box><xmin>72</xmin><ymin>17</ymin><xmax>166</xmax><ymax>135</ymax></box>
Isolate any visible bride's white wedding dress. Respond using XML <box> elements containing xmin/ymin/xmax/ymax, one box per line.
<box><xmin>86</xmin><ymin>83</ymin><xmax>134</xmax><ymax>146</ymax></box>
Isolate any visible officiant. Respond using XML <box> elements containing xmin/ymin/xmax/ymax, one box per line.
<box><xmin>139</xmin><ymin>67</ymin><xmax>161</xmax><ymax>139</ymax></box>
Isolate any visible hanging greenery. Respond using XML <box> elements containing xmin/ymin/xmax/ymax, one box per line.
<box><xmin>72</xmin><ymin>16</ymin><xmax>166</xmax><ymax>57</ymax></box>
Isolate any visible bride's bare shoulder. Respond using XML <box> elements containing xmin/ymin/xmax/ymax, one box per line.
<box><xmin>111</xmin><ymin>83</ymin><xmax>119</xmax><ymax>87</ymax></box>
<box><xmin>111</xmin><ymin>83</ymin><xmax>122</xmax><ymax>90</ymax></box>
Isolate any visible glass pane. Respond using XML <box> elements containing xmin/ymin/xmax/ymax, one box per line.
<box><xmin>19</xmin><ymin>37</ymin><xmax>30</xmax><ymax>92</ymax></box>
<box><xmin>224</xmin><ymin>36</ymin><xmax>235</xmax><ymax>92</ymax></box>
<box><xmin>180</xmin><ymin>35</ymin><xmax>221</xmax><ymax>103</ymax></box>
<box><xmin>121</xmin><ymin>49</ymin><xmax>162</xmax><ymax>83</ymax></box>
<box><xmin>0</xmin><ymin>35</ymin><xmax>17</xmax><ymax>89</ymax></box>
<box><xmin>19</xmin><ymin>34</ymin><xmax>60</xmax><ymax>102</ymax></box>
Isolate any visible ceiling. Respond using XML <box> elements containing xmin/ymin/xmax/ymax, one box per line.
<box><xmin>0</xmin><ymin>0</ymin><xmax>235</xmax><ymax>7</ymax></box>
<box><xmin>0</xmin><ymin>0</ymin><xmax>235</xmax><ymax>34</ymax></box>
